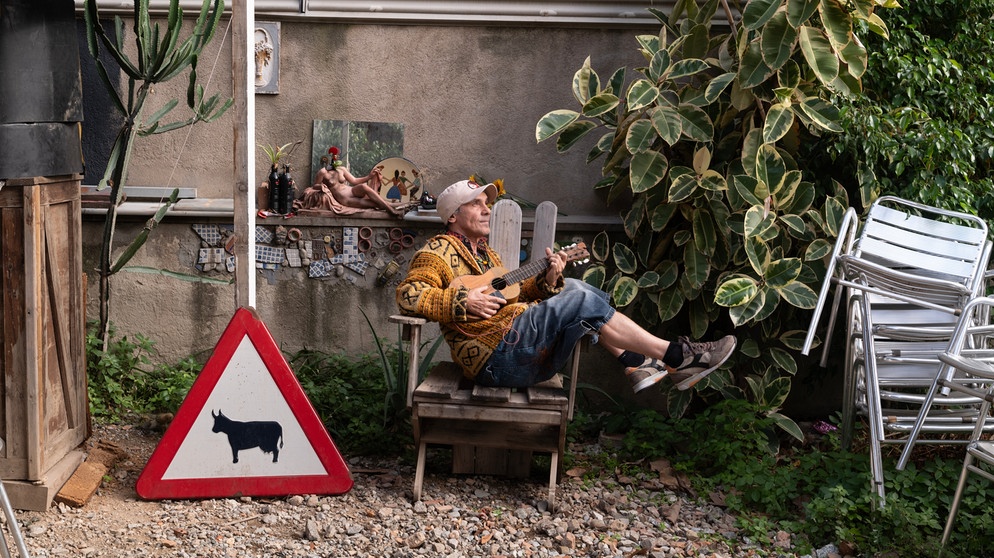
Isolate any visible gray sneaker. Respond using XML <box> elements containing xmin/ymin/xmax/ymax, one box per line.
<box><xmin>670</xmin><ymin>335</ymin><xmax>737</xmax><ymax>390</ymax></box>
<box><xmin>626</xmin><ymin>358</ymin><xmax>668</xmax><ymax>393</ymax></box>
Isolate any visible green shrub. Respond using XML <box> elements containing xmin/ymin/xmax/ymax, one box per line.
<box><xmin>86</xmin><ymin>322</ymin><xmax>198</xmax><ymax>422</ymax></box>
<box><xmin>289</xmin><ymin>347</ymin><xmax>411</xmax><ymax>456</ymax></box>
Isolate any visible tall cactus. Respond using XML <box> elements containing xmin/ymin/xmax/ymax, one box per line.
<box><xmin>83</xmin><ymin>0</ymin><xmax>232</xmax><ymax>348</ymax></box>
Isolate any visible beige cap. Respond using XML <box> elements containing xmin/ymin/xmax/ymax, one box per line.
<box><xmin>436</xmin><ymin>179</ymin><xmax>498</xmax><ymax>222</ymax></box>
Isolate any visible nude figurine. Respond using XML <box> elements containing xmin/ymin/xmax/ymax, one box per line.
<box><xmin>310</xmin><ymin>154</ymin><xmax>407</xmax><ymax>217</ymax></box>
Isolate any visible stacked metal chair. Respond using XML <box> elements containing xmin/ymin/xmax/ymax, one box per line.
<box><xmin>887</xmin><ymin>296</ymin><xmax>994</xmax><ymax>548</ymax></box>
<box><xmin>804</xmin><ymin>196</ymin><xmax>994</xmax><ymax>504</ymax></box>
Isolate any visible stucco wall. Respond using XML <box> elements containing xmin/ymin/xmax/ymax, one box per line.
<box><xmin>111</xmin><ymin>19</ymin><xmax>652</xmax><ymax>214</ymax></box>
<box><xmin>79</xmin><ymin>16</ymin><xmax>653</xmax><ymax>403</ymax></box>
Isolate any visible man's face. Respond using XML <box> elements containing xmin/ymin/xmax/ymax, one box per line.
<box><xmin>447</xmin><ymin>192</ymin><xmax>491</xmax><ymax>240</ymax></box>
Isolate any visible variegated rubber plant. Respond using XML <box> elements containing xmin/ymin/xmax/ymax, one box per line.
<box><xmin>536</xmin><ymin>0</ymin><xmax>895</xmax><ymax>433</ymax></box>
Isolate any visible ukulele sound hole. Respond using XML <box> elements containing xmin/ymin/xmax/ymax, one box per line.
<box><xmin>491</xmin><ymin>277</ymin><xmax>508</xmax><ymax>291</ymax></box>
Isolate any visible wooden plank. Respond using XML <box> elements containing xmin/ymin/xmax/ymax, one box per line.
<box><xmin>527</xmin><ymin>386</ymin><xmax>568</xmax><ymax>405</ymax></box>
<box><xmin>44</xmin><ymin>203</ymin><xmax>73</xmax><ymax>434</ymax></box>
<box><xmin>23</xmin><ymin>184</ymin><xmax>43</xmax><ymax>479</ymax></box>
<box><xmin>489</xmin><ymin>200</ymin><xmax>522</xmax><ymax>270</ymax></box>
<box><xmin>471</xmin><ymin>385</ymin><xmax>511</xmax><ymax>402</ymax></box>
<box><xmin>415</xmin><ymin>402</ymin><xmax>563</xmax><ymax>424</ymax></box>
<box><xmin>413</xmin><ymin>364</ymin><xmax>461</xmax><ymax>399</ymax></box>
<box><xmin>2</xmin><ymin>205</ymin><xmax>27</xmax><ymax>473</ymax></box>
<box><xmin>420</xmin><ymin>419</ymin><xmax>560</xmax><ymax>452</ymax></box>
<box><xmin>530</xmin><ymin>201</ymin><xmax>557</xmax><ymax>265</ymax></box>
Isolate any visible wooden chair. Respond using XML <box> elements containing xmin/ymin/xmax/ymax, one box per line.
<box><xmin>389</xmin><ymin>200</ymin><xmax>581</xmax><ymax>510</ymax></box>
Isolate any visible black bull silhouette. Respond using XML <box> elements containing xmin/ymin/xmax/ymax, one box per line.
<box><xmin>211</xmin><ymin>410</ymin><xmax>284</xmax><ymax>464</ymax></box>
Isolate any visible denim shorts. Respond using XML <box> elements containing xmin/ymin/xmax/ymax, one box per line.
<box><xmin>474</xmin><ymin>278</ymin><xmax>615</xmax><ymax>388</ymax></box>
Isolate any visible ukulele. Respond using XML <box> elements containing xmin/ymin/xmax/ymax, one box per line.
<box><xmin>449</xmin><ymin>243</ymin><xmax>589</xmax><ymax>302</ymax></box>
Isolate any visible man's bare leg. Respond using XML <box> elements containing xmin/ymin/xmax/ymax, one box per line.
<box><xmin>597</xmin><ymin>312</ymin><xmax>671</xmax><ymax>361</ymax></box>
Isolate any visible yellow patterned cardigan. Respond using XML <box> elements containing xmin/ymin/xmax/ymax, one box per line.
<box><xmin>396</xmin><ymin>234</ymin><xmax>563</xmax><ymax>379</ymax></box>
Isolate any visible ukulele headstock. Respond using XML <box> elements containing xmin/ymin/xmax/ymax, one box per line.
<box><xmin>561</xmin><ymin>242</ymin><xmax>589</xmax><ymax>266</ymax></box>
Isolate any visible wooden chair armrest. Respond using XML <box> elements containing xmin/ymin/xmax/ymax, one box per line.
<box><xmin>389</xmin><ymin>314</ymin><xmax>428</xmax><ymax>409</ymax></box>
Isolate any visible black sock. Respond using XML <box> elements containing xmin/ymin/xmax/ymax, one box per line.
<box><xmin>662</xmin><ymin>341</ymin><xmax>684</xmax><ymax>368</ymax></box>
<box><xmin>617</xmin><ymin>350</ymin><xmax>645</xmax><ymax>367</ymax></box>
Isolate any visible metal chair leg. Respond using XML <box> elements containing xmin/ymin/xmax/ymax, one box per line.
<box><xmin>0</xmin><ymin>440</ymin><xmax>29</xmax><ymax>558</ymax></box>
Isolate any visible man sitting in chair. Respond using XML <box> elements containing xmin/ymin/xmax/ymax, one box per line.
<box><xmin>396</xmin><ymin>180</ymin><xmax>737</xmax><ymax>393</ymax></box>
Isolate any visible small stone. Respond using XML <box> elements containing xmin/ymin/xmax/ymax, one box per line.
<box><xmin>303</xmin><ymin>519</ymin><xmax>321</xmax><ymax>541</ymax></box>
<box><xmin>406</xmin><ymin>531</ymin><xmax>426</xmax><ymax>549</ymax></box>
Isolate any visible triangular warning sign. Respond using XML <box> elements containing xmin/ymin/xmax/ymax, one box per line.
<box><xmin>136</xmin><ymin>307</ymin><xmax>353</xmax><ymax>499</ymax></box>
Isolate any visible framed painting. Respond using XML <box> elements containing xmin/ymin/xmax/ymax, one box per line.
<box><xmin>310</xmin><ymin>120</ymin><xmax>405</xmax><ymax>182</ymax></box>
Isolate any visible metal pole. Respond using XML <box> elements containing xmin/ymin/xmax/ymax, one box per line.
<box><xmin>232</xmin><ymin>0</ymin><xmax>256</xmax><ymax>309</ymax></box>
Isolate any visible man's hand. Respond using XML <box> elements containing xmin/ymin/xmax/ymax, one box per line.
<box><xmin>545</xmin><ymin>247</ymin><xmax>568</xmax><ymax>285</ymax></box>
<box><xmin>467</xmin><ymin>284</ymin><xmax>506</xmax><ymax>319</ymax></box>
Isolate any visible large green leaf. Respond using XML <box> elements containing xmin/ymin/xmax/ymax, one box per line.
<box><xmin>650</xmin><ymin>105</ymin><xmax>683</xmax><ymax>145</ymax></box>
<box><xmin>688</xmin><ymin>297</ymin><xmax>709</xmax><ymax>340</ymax></box>
<box><xmin>669</xmin><ymin>58</ymin><xmax>709</xmax><ymax>79</ymax></box>
<box><xmin>627</xmin><ymin>80</ymin><xmax>660</xmax><ymax>111</ymax></box>
<box><xmin>776</xmin><ymin>281</ymin><xmax>818</xmax><ymax>308</ymax></box>
<box><xmin>699</xmin><ymin>170</ymin><xmax>727</xmax><ymax>191</ymax></box>
<box><xmin>582</xmin><ymin>93</ymin><xmax>620</xmax><ymax>118</ymax></box>
<box><xmin>764</xmin><ymin>258</ymin><xmax>802</xmax><ymax>288</ymax></box>
<box><xmin>655</xmin><ymin>260</ymin><xmax>679</xmax><ymax>289</ymax></box>
<box><xmin>591</xmin><ymin>231</ymin><xmax>610</xmax><ymax>262</ymax></box>
<box><xmin>535</xmin><ymin>110</ymin><xmax>579</xmax><ymax>142</ymax></box>
<box><xmin>728</xmin><ymin>289</ymin><xmax>766</xmax><ymax>324</ymax></box>
<box><xmin>582</xmin><ymin>264</ymin><xmax>607</xmax><ymax>289</ymax></box>
<box><xmin>631</xmin><ymin>151</ymin><xmax>668</xmax><ymax>193</ymax></box>
<box><xmin>739</xmin><ymin>39</ymin><xmax>775</xmax><ymax>89</ymax></box>
<box><xmin>819</xmin><ymin>0</ymin><xmax>852</xmax><ymax>49</ymax></box>
<box><xmin>668</xmin><ymin>167</ymin><xmax>698</xmax><ymax>202</ymax></box>
<box><xmin>798</xmin><ymin>26</ymin><xmax>840</xmax><ymax>87</ymax></box>
<box><xmin>555</xmin><ymin>121</ymin><xmax>598</xmax><ymax>152</ymax></box>
<box><xmin>613</xmin><ymin>243</ymin><xmax>638</xmax><ymax>274</ymax></box>
<box><xmin>823</xmin><ymin>196</ymin><xmax>846</xmax><ymax>236</ymax></box>
<box><xmin>797</xmin><ymin>97</ymin><xmax>843</xmax><ymax>132</ymax></box>
<box><xmin>715</xmin><ymin>276</ymin><xmax>759</xmax><ymax>307</ymax></box>
<box><xmin>704</xmin><ymin>72</ymin><xmax>736</xmax><ymax>103</ymax></box>
<box><xmin>648</xmin><ymin>49</ymin><xmax>671</xmax><ymax>82</ymax></box>
<box><xmin>804</xmin><ymin>238</ymin><xmax>832</xmax><ymax>260</ymax></box>
<box><xmin>124</xmin><ymin>266</ymin><xmax>233</xmax><ymax>284</ymax></box>
<box><xmin>733</xmin><ymin>174</ymin><xmax>763</xmax><ymax>206</ymax></box>
<box><xmin>742</xmin><ymin>0</ymin><xmax>781</xmax><ymax>30</ymax></box>
<box><xmin>840</xmin><ymin>37</ymin><xmax>868</xmax><ymax>78</ymax></box>
<box><xmin>626</xmin><ymin>120</ymin><xmax>657</xmax><ymax>154</ymax></box>
<box><xmin>692</xmin><ymin>209</ymin><xmax>717</xmax><ymax>257</ymax></box>
<box><xmin>761</xmin><ymin>11</ymin><xmax>797</xmax><ymax>72</ymax></box>
<box><xmin>756</xmin><ymin>144</ymin><xmax>787</xmax><ymax>193</ymax></box>
<box><xmin>683</xmin><ymin>245</ymin><xmax>709</xmax><ymax>289</ymax></box>
<box><xmin>623</xmin><ymin>195</ymin><xmax>647</xmax><ymax>238</ymax></box>
<box><xmin>769</xmin><ymin>411</ymin><xmax>804</xmax><ymax>442</ymax></box>
<box><xmin>677</xmin><ymin>105</ymin><xmax>714</xmax><ymax>142</ymax></box>
<box><xmin>572</xmin><ymin>56</ymin><xmax>599</xmax><ymax>104</ymax></box>
<box><xmin>651</xmin><ymin>203</ymin><xmax>678</xmax><ymax>231</ymax></box>
<box><xmin>745</xmin><ymin>236</ymin><xmax>771</xmax><ymax>274</ymax></box>
<box><xmin>763</xmin><ymin>103</ymin><xmax>795</xmax><ymax>144</ymax></box>
<box><xmin>612</xmin><ymin>276</ymin><xmax>639</xmax><ymax>307</ymax></box>
<box><xmin>787</xmin><ymin>0</ymin><xmax>819</xmax><ymax>26</ymax></box>
<box><xmin>657</xmin><ymin>287</ymin><xmax>684</xmax><ymax>322</ymax></box>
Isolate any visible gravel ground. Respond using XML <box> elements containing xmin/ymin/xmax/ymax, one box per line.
<box><xmin>9</xmin><ymin>423</ymin><xmax>841</xmax><ymax>558</ymax></box>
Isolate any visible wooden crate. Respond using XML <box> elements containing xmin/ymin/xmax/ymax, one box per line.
<box><xmin>0</xmin><ymin>175</ymin><xmax>87</xmax><ymax>510</ymax></box>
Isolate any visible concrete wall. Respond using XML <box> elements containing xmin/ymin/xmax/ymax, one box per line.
<box><xmin>79</xmin><ymin>16</ymin><xmax>653</xmax><ymax>401</ymax></box>
<box><xmin>112</xmin><ymin>19</ymin><xmax>651</xmax><ymax>214</ymax></box>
